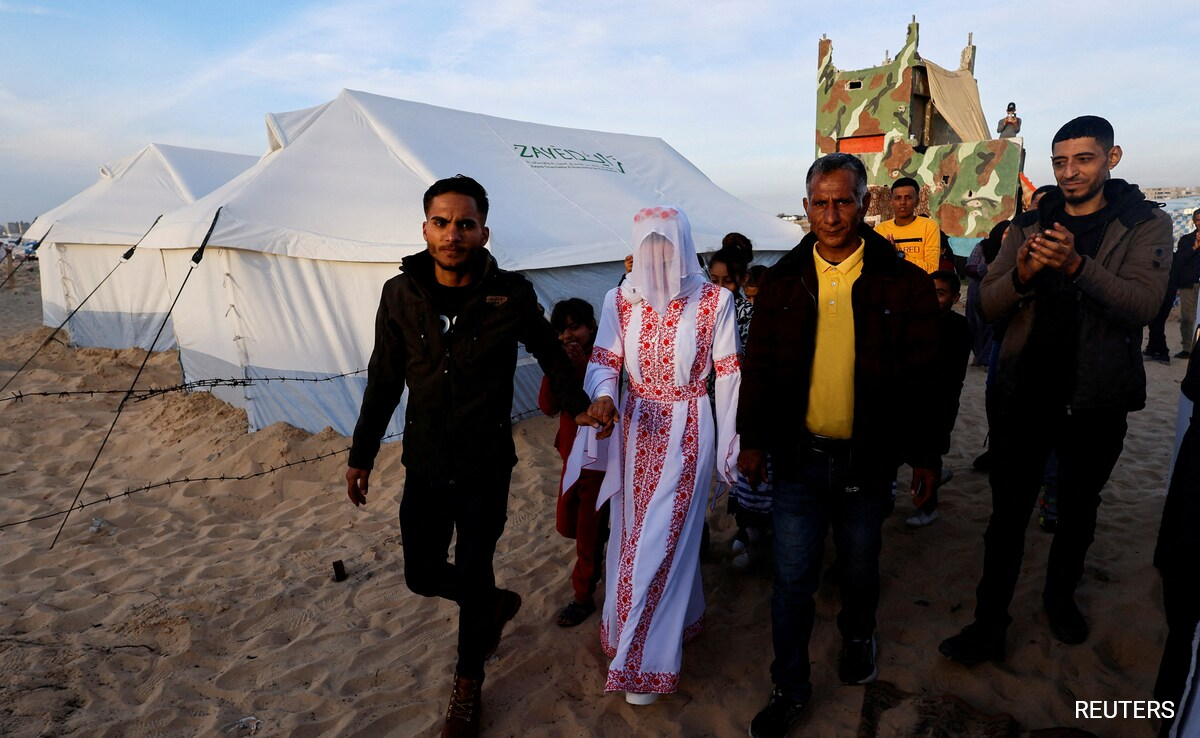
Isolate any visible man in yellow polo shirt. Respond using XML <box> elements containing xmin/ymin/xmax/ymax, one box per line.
<box><xmin>874</xmin><ymin>177</ymin><xmax>942</xmax><ymax>273</ymax></box>
<box><xmin>738</xmin><ymin>153</ymin><xmax>940</xmax><ymax>738</ymax></box>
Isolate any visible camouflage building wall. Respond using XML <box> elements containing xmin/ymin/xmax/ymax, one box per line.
<box><xmin>816</xmin><ymin>19</ymin><xmax>1024</xmax><ymax>248</ymax></box>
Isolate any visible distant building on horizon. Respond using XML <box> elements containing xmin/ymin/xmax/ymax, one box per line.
<box><xmin>3</xmin><ymin>221</ymin><xmax>31</xmax><ymax>238</ymax></box>
<box><xmin>1145</xmin><ymin>186</ymin><xmax>1200</xmax><ymax>202</ymax></box>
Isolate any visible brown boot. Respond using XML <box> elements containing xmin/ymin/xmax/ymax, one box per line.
<box><xmin>483</xmin><ymin>589</ymin><xmax>522</xmax><ymax>659</ymax></box>
<box><xmin>441</xmin><ymin>673</ymin><xmax>482</xmax><ymax>738</ymax></box>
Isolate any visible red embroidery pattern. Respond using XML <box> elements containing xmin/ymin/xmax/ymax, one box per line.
<box><xmin>605</xmin><ymin>668</ymin><xmax>680</xmax><ymax>695</ymax></box>
<box><xmin>683</xmin><ymin>614</ymin><xmax>705</xmax><ymax>645</ymax></box>
<box><xmin>636</xmin><ymin>294</ymin><xmax>686</xmax><ymax>389</ymax></box>
<box><xmin>714</xmin><ymin>353</ymin><xmax>740</xmax><ymax>377</ymax></box>
<box><xmin>628</xmin><ymin>375</ymin><xmax>707</xmax><ymax>401</ymax></box>
<box><xmin>686</xmin><ymin>283</ymin><xmax>721</xmax><ymax>382</ymax></box>
<box><xmin>591</xmin><ymin>346</ymin><xmax>622</xmax><ymax>371</ymax></box>
<box><xmin>619</xmin><ymin>398</ymin><xmax>701</xmax><ymax>676</ymax></box>
<box><xmin>610</xmin><ymin>395</ymin><xmax>671</xmax><ymax>656</ymax></box>
<box><xmin>616</xmin><ymin>290</ymin><xmax>633</xmax><ymax>339</ymax></box>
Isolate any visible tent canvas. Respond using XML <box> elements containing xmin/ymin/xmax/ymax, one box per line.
<box><xmin>139</xmin><ymin>89</ymin><xmax>804</xmax><ymax>436</ymax></box>
<box><xmin>23</xmin><ymin>144</ymin><xmax>258</xmax><ymax>350</ymax></box>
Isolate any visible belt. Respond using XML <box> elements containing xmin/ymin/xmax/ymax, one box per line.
<box><xmin>809</xmin><ymin>433</ymin><xmax>852</xmax><ymax>455</ymax></box>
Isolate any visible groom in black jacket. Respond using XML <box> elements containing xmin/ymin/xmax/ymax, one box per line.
<box><xmin>345</xmin><ymin>175</ymin><xmax>589</xmax><ymax>738</ymax></box>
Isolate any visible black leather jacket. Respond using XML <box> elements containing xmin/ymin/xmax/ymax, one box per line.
<box><xmin>349</xmin><ymin>250</ymin><xmax>588</xmax><ymax>479</ymax></box>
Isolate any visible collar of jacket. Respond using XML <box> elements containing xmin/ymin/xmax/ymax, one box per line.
<box><xmin>398</xmin><ymin>248</ymin><xmax>498</xmax><ymax>292</ymax></box>
<box><xmin>773</xmin><ymin>222</ymin><xmax>902</xmax><ymax>278</ymax></box>
<box><xmin>1028</xmin><ymin>178</ymin><xmax>1162</xmax><ymax>232</ymax></box>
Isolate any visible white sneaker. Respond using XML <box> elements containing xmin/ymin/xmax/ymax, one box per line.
<box><xmin>625</xmin><ymin>692</ymin><xmax>658</xmax><ymax>705</ymax></box>
<box><xmin>906</xmin><ymin>509</ymin><xmax>939</xmax><ymax>528</ymax></box>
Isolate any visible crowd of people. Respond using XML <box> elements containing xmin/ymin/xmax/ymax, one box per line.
<box><xmin>342</xmin><ymin>113</ymin><xmax>1195</xmax><ymax>738</ymax></box>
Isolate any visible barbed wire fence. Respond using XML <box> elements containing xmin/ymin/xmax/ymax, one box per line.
<box><xmin>0</xmin><ymin>430</ymin><xmax>401</xmax><ymax>533</ymax></box>
<box><xmin>1</xmin><ymin>369</ymin><xmax>367</xmax><ymax>406</ymax></box>
<box><xmin>0</xmin><ymin>217</ymin><xmax>160</xmax><ymax>396</ymax></box>
<box><xmin>0</xmin><ymin>208</ymin><xmax>392</xmax><ymax>546</ymax></box>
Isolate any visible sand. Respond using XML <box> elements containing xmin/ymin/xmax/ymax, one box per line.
<box><xmin>0</xmin><ymin>259</ymin><xmax>1182</xmax><ymax>737</ymax></box>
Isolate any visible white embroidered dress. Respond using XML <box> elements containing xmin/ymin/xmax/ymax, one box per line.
<box><xmin>586</xmin><ymin>272</ymin><xmax>741</xmax><ymax>695</ymax></box>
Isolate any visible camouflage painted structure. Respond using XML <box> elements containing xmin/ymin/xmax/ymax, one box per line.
<box><xmin>816</xmin><ymin>19</ymin><xmax>1025</xmax><ymax>252</ymax></box>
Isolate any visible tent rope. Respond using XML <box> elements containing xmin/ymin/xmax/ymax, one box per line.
<box><xmin>0</xmin><ymin>216</ymin><xmax>162</xmax><ymax>397</ymax></box>
<box><xmin>49</xmin><ymin>208</ymin><xmax>222</xmax><ymax>549</ymax></box>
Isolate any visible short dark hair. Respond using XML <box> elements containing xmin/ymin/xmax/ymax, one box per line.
<box><xmin>891</xmin><ymin>177</ymin><xmax>920</xmax><ymax>195</ymax></box>
<box><xmin>931</xmin><ymin>269</ymin><xmax>961</xmax><ymax>295</ymax></box>
<box><xmin>1052</xmin><ymin>116</ymin><xmax>1114</xmax><ymax>151</ymax></box>
<box><xmin>423</xmin><ymin>175</ymin><xmax>490</xmax><ymax>220</ymax></box>
<box><xmin>709</xmin><ymin>247</ymin><xmax>749</xmax><ymax>283</ymax></box>
<box><xmin>1033</xmin><ymin>184</ymin><xmax>1057</xmax><ymax>200</ymax></box>
<box><xmin>747</xmin><ymin>264</ymin><xmax>768</xmax><ymax>285</ymax></box>
<box><xmin>1006</xmin><ymin>102</ymin><xmax>1016</xmax><ymax>112</ymax></box>
<box><xmin>805</xmin><ymin>153</ymin><xmax>867</xmax><ymax>205</ymax></box>
<box><xmin>549</xmin><ymin>298</ymin><xmax>596</xmax><ymax>332</ymax></box>
<box><xmin>721</xmin><ymin>232</ymin><xmax>754</xmax><ymax>260</ymax></box>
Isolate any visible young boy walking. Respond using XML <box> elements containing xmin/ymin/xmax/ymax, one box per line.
<box><xmin>908</xmin><ymin>270</ymin><xmax>972</xmax><ymax>527</ymax></box>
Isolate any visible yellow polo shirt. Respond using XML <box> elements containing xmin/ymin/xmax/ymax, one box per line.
<box><xmin>806</xmin><ymin>242</ymin><xmax>864</xmax><ymax>439</ymax></box>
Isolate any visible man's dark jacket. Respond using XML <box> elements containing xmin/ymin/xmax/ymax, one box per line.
<box><xmin>737</xmin><ymin>223</ymin><xmax>941</xmax><ymax>476</ymax></box>
<box><xmin>1169</xmin><ymin>231</ymin><xmax>1200</xmax><ymax>291</ymax></box>
<box><xmin>348</xmin><ymin>249</ymin><xmax>589</xmax><ymax>479</ymax></box>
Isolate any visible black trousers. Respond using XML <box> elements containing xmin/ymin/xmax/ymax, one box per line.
<box><xmin>974</xmin><ymin>404</ymin><xmax>1128</xmax><ymax>628</ymax></box>
<box><xmin>1146</xmin><ymin>289</ymin><xmax>1175</xmax><ymax>355</ymax></box>
<box><xmin>399</xmin><ymin>467</ymin><xmax>512</xmax><ymax>679</ymax></box>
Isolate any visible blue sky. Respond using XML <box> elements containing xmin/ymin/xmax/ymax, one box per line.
<box><xmin>2</xmin><ymin>0</ymin><xmax>1198</xmax><ymax>224</ymax></box>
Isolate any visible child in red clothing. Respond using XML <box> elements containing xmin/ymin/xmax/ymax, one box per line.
<box><xmin>538</xmin><ymin>298</ymin><xmax>609</xmax><ymax>627</ymax></box>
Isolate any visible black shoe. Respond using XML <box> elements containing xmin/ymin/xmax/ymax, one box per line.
<box><xmin>1043</xmin><ymin>592</ymin><xmax>1089</xmax><ymax>645</ymax></box>
<box><xmin>1176</xmin><ymin>350</ymin><xmax>1192</xmax><ymax>359</ymax></box>
<box><xmin>939</xmin><ymin>623</ymin><xmax>1006</xmax><ymax>665</ymax></box>
<box><xmin>1144</xmin><ymin>351</ymin><xmax>1170</xmax><ymax>364</ymax></box>
<box><xmin>442</xmin><ymin>673</ymin><xmax>483</xmax><ymax>738</ymax></box>
<box><xmin>749</xmin><ymin>687</ymin><xmax>806</xmax><ymax>738</ymax></box>
<box><xmin>838</xmin><ymin>635</ymin><xmax>878</xmax><ymax>684</ymax></box>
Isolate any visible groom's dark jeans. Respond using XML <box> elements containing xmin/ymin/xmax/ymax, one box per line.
<box><xmin>769</xmin><ymin>439</ymin><xmax>894</xmax><ymax>702</ymax></box>
<box><xmin>399</xmin><ymin>467</ymin><xmax>512</xmax><ymax>680</ymax></box>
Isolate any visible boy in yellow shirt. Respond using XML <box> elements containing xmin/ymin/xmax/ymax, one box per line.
<box><xmin>874</xmin><ymin>177</ymin><xmax>941</xmax><ymax>273</ymax></box>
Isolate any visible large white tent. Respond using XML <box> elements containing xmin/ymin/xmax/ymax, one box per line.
<box><xmin>139</xmin><ymin>89</ymin><xmax>804</xmax><ymax>436</ymax></box>
<box><xmin>23</xmin><ymin>144</ymin><xmax>258</xmax><ymax>349</ymax></box>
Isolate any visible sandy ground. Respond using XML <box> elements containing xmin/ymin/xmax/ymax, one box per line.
<box><xmin>0</xmin><ymin>259</ymin><xmax>1183</xmax><ymax>737</ymax></box>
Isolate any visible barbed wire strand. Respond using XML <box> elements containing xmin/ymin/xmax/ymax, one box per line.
<box><xmin>50</xmin><ymin>208</ymin><xmax>223</xmax><ymax>549</ymax></box>
<box><xmin>1</xmin><ymin>368</ymin><xmax>367</xmax><ymax>406</ymax></box>
<box><xmin>0</xmin><ymin>216</ymin><xmax>163</xmax><ymax>397</ymax></box>
<box><xmin>0</xmin><ymin>431</ymin><xmax>403</xmax><ymax>532</ymax></box>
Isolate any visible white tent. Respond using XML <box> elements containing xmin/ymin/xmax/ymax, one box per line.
<box><xmin>140</xmin><ymin>89</ymin><xmax>804</xmax><ymax>436</ymax></box>
<box><xmin>23</xmin><ymin>144</ymin><xmax>258</xmax><ymax>349</ymax></box>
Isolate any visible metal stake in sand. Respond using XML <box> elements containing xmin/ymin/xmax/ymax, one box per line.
<box><xmin>0</xmin><ymin>216</ymin><xmax>162</xmax><ymax>397</ymax></box>
<box><xmin>50</xmin><ymin>208</ymin><xmax>223</xmax><ymax>549</ymax></box>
